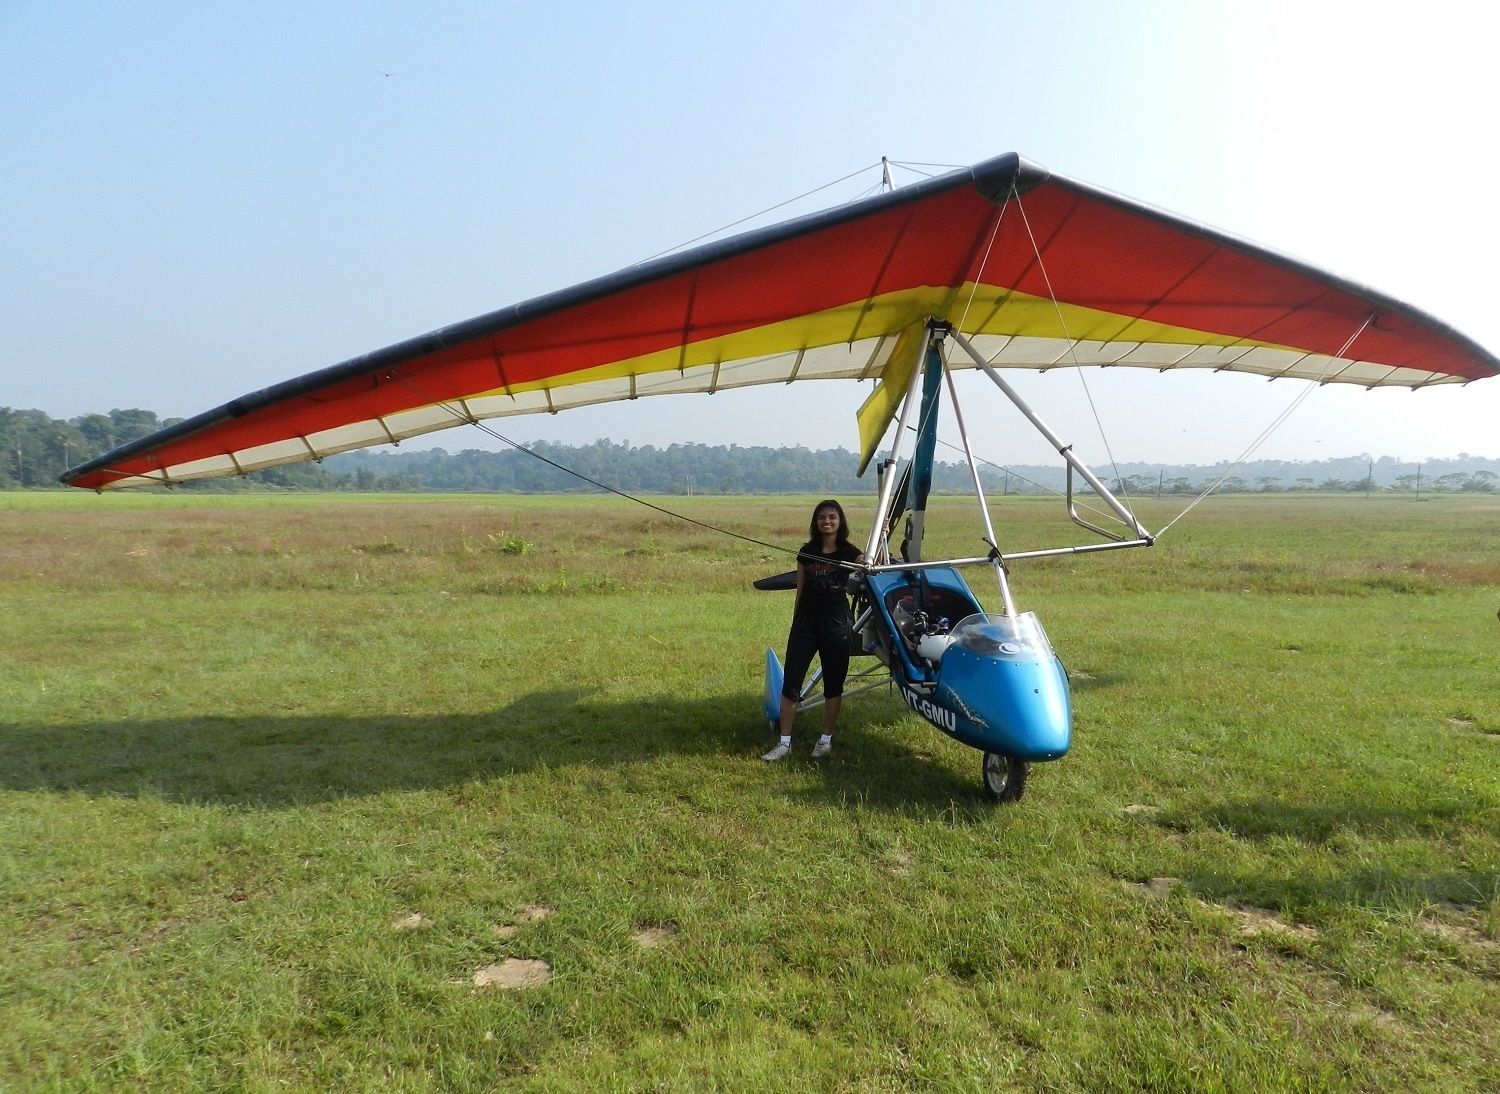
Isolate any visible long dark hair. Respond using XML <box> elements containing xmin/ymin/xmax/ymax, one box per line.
<box><xmin>805</xmin><ymin>499</ymin><xmax>852</xmax><ymax>550</ymax></box>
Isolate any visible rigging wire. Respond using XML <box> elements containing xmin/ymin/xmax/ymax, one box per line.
<box><xmin>387</xmin><ymin>373</ymin><xmax>804</xmax><ymax>560</ymax></box>
<box><xmin>632</xmin><ymin>161</ymin><xmax>883</xmax><ymax>267</ymax></box>
<box><xmin>844</xmin><ymin>179</ymin><xmax>889</xmax><ymax>204</ymax></box>
<box><xmin>951</xmin><ymin>185</ymin><xmax>1009</xmax><ymax>340</ymax></box>
<box><xmin>925</xmin><ymin>188</ymin><xmax>1135</xmax><ymax>525</ymax></box>
<box><xmin>942</xmin><ymin>185</ymin><xmax>1127</xmax><ymax>528</ymax></box>
<box><xmin>1011</xmin><ymin>191</ymin><xmax>1132</xmax><ymax>511</ymax></box>
<box><xmin>1154</xmin><ymin>312</ymin><xmax>1378</xmax><ymax>536</ymax></box>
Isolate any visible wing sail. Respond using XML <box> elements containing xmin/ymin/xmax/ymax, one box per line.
<box><xmin>63</xmin><ymin>153</ymin><xmax>1498</xmax><ymax>490</ymax></box>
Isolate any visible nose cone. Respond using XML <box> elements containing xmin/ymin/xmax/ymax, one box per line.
<box><xmin>936</xmin><ymin>646</ymin><xmax>1072</xmax><ymax>760</ymax></box>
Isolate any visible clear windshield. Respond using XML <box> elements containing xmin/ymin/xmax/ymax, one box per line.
<box><xmin>948</xmin><ymin>611</ymin><xmax>1053</xmax><ymax>659</ymax></box>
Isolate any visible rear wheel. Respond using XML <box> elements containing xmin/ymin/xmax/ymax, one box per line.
<box><xmin>982</xmin><ymin>752</ymin><xmax>1028</xmax><ymax>803</ymax></box>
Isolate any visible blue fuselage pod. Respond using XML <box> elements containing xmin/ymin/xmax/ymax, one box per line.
<box><xmin>863</xmin><ymin>569</ymin><xmax>1072</xmax><ymax>761</ymax></box>
<box><xmin>932</xmin><ymin>640</ymin><xmax>1071</xmax><ymax>760</ymax></box>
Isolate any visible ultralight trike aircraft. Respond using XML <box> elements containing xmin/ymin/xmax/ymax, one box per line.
<box><xmin>62</xmin><ymin>154</ymin><xmax>1499</xmax><ymax>801</ymax></box>
<box><xmin>757</xmin><ymin>315</ymin><xmax>1154</xmax><ymax>802</ymax></box>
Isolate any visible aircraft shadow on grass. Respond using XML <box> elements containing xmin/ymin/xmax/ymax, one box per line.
<box><xmin>0</xmin><ymin>688</ymin><xmax>988</xmax><ymax>814</ymax></box>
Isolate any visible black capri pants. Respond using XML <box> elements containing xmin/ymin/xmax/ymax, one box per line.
<box><xmin>781</xmin><ymin>611</ymin><xmax>853</xmax><ymax>701</ymax></box>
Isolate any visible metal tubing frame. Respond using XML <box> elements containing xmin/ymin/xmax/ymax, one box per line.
<box><xmin>940</xmin><ymin>347</ymin><xmax>1017</xmax><ymax>616</ymax></box>
<box><xmin>860</xmin><ymin>538</ymin><xmax>1154</xmax><ymax>573</ymax></box>
<box><xmin>864</xmin><ymin>324</ymin><xmax>935</xmax><ymax>562</ymax></box>
<box><xmin>864</xmin><ymin>556</ymin><xmax>997</xmax><ymax>573</ymax></box>
<box><xmin>797</xmin><ymin>671</ymin><xmax>890</xmax><ymax>712</ymax></box>
<box><xmin>1065</xmin><ymin>464</ymin><xmax>1127</xmax><ymax>542</ymax></box>
<box><xmin>1000</xmin><ymin>539</ymin><xmax>1154</xmax><ymax>562</ymax></box>
<box><xmin>948</xmin><ymin>330</ymin><xmax>1153</xmax><ymax>542</ymax></box>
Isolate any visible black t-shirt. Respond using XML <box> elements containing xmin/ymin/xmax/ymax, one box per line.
<box><xmin>795</xmin><ymin>541</ymin><xmax>862</xmax><ymax>620</ymax></box>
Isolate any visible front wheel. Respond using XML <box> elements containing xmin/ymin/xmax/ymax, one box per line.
<box><xmin>982</xmin><ymin>752</ymin><xmax>1028</xmax><ymax>803</ymax></box>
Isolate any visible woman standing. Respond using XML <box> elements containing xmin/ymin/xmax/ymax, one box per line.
<box><xmin>763</xmin><ymin>500</ymin><xmax>864</xmax><ymax>761</ymax></box>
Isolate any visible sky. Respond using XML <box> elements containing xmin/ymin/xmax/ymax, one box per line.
<box><xmin>3</xmin><ymin>0</ymin><xmax>1498</xmax><ymax>473</ymax></box>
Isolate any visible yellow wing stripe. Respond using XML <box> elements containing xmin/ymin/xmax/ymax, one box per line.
<box><xmin>467</xmin><ymin>283</ymin><xmax>1276</xmax><ymax>405</ymax></box>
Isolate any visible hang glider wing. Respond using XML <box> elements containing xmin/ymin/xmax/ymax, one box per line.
<box><xmin>63</xmin><ymin>153</ymin><xmax>1499</xmax><ymax>490</ymax></box>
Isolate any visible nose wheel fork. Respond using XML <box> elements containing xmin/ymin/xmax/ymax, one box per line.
<box><xmin>982</xmin><ymin>752</ymin><xmax>1028</xmax><ymax>803</ymax></box>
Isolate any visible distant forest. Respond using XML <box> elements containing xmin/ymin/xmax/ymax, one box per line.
<box><xmin>5</xmin><ymin>406</ymin><xmax>1498</xmax><ymax>496</ymax></box>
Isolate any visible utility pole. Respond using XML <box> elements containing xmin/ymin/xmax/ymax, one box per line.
<box><xmin>1157</xmin><ymin>469</ymin><xmax>1164</xmax><ymax>499</ymax></box>
<box><xmin>1366</xmin><ymin>458</ymin><xmax>1373</xmax><ymax>498</ymax></box>
<box><xmin>1415</xmin><ymin>463</ymin><xmax>1422</xmax><ymax>502</ymax></box>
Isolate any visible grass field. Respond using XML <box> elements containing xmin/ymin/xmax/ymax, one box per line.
<box><xmin>3</xmin><ymin>489</ymin><xmax>1498</xmax><ymax>1090</ymax></box>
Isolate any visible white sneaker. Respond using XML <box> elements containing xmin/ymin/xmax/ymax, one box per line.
<box><xmin>761</xmin><ymin>742</ymin><xmax>792</xmax><ymax>762</ymax></box>
<box><xmin>811</xmin><ymin>739</ymin><xmax>832</xmax><ymax>759</ymax></box>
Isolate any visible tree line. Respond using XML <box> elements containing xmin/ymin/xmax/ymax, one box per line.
<box><xmin>1</xmin><ymin>407</ymin><xmax>178</xmax><ymax>489</ymax></box>
<box><xmin>4</xmin><ymin>405</ymin><xmax>1496</xmax><ymax>495</ymax></box>
<box><xmin>1110</xmin><ymin>468</ymin><xmax>1498</xmax><ymax>496</ymax></box>
<box><xmin>0</xmin><ymin>408</ymin><xmax>1009</xmax><ymax>494</ymax></box>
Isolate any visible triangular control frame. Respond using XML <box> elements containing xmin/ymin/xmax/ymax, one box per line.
<box><xmin>862</xmin><ymin>320</ymin><xmax>1155</xmax><ymax>616</ymax></box>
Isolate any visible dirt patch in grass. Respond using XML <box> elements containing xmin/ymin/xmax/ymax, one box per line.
<box><xmin>1123</xmin><ymin>879</ymin><xmax>1321</xmax><ymax>940</ymax></box>
<box><xmin>1201</xmin><ymin>901</ymin><xmax>1320</xmax><ymax>941</ymax></box>
<box><xmin>126</xmin><ymin>920</ymin><xmax>178</xmax><ymax>956</ymax></box>
<box><xmin>630</xmin><ymin>923</ymin><xmax>678</xmax><ymax>948</ymax></box>
<box><xmin>473</xmin><ymin>958</ymin><xmax>552</xmax><ymax>989</ymax></box>
<box><xmin>1351</xmin><ymin>1002</ymin><xmax>1405</xmax><ymax>1033</ymax></box>
<box><xmin>1419</xmin><ymin>909</ymin><xmax>1499</xmax><ymax>952</ymax></box>
<box><xmin>391</xmin><ymin>912</ymin><xmax>429</xmax><ymax>931</ymax></box>
<box><xmin>1221</xmin><ymin>905</ymin><xmax>1320</xmax><ymax>940</ymax></box>
<box><xmin>1124</xmin><ymin>877</ymin><xmax>1182</xmax><ymax>899</ymax></box>
<box><xmin>492</xmin><ymin>904</ymin><xmax>553</xmax><ymax>938</ymax></box>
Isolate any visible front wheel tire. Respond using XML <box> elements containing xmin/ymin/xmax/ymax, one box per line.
<box><xmin>982</xmin><ymin>752</ymin><xmax>1028</xmax><ymax>803</ymax></box>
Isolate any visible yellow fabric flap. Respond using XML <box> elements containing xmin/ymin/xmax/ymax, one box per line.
<box><xmin>855</xmin><ymin>322</ymin><xmax>927</xmax><ymax>476</ymax></box>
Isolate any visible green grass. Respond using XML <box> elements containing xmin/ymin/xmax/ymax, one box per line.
<box><xmin>3</xmin><ymin>492</ymin><xmax>1498</xmax><ymax>1090</ymax></box>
